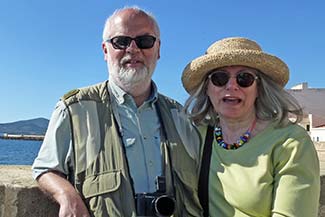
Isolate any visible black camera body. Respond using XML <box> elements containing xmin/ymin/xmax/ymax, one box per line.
<box><xmin>135</xmin><ymin>176</ymin><xmax>175</xmax><ymax>217</ymax></box>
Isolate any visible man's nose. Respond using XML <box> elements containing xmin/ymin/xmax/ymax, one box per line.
<box><xmin>126</xmin><ymin>40</ymin><xmax>140</xmax><ymax>52</ymax></box>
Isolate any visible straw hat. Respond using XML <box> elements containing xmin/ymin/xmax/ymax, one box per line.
<box><xmin>181</xmin><ymin>37</ymin><xmax>289</xmax><ymax>93</ymax></box>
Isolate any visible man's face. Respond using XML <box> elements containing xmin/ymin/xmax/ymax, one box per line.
<box><xmin>102</xmin><ymin>10</ymin><xmax>160</xmax><ymax>91</ymax></box>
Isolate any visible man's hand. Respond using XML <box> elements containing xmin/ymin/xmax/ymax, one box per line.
<box><xmin>37</xmin><ymin>171</ymin><xmax>90</xmax><ymax>217</ymax></box>
<box><xmin>56</xmin><ymin>190</ymin><xmax>90</xmax><ymax>217</ymax></box>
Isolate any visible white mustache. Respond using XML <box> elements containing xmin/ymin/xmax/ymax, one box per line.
<box><xmin>120</xmin><ymin>55</ymin><xmax>142</xmax><ymax>65</ymax></box>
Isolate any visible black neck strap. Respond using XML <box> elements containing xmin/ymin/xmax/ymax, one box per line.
<box><xmin>198</xmin><ymin>125</ymin><xmax>214</xmax><ymax>217</ymax></box>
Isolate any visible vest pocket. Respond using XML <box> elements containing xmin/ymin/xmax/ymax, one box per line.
<box><xmin>82</xmin><ymin>171</ymin><xmax>121</xmax><ymax>199</ymax></box>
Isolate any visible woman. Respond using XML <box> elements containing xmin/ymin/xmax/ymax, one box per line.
<box><xmin>182</xmin><ymin>37</ymin><xmax>320</xmax><ymax>217</ymax></box>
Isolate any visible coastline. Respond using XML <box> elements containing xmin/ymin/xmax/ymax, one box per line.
<box><xmin>0</xmin><ymin>133</ymin><xmax>44</xmax><ymax>141</ymax></box>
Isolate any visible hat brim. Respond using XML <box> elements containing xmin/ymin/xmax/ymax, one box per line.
<box><xmin>182</xmin><ymin>50</ymin><xmax>289</xmax><ymax>93</ymax></box>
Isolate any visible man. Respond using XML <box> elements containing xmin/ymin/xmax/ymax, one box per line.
<box><xmin>32</xmin><ymin>7</ymin><xmax>202</xmax><ymax>217</ymax></box>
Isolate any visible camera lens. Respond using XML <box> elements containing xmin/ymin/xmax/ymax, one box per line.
<box><xmin>153</xmin><ymin>195</ymin><xmax>175</xmax><ymax>217</ymax></box>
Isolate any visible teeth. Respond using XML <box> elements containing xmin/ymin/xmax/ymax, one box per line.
<box><xmin>224</xmin><ymin>97</ymin><xmax>237</xmax><ymax>101</ymax></box>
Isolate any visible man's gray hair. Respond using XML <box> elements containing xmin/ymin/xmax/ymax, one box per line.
<box><xmin>102</xmin><ymin>6</ymin><xmax>160</xmax><ymax>42</ymax></box>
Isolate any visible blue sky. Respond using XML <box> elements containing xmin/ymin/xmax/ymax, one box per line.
<box><xmin>0</xmin><ymin>0</ymin><xmax>324</xmax><ymax>123</ymax></box>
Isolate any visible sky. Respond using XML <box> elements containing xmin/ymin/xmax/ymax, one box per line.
<box><xmin>0</xmin><ymin>0</ymin><xmax>324</xmax><ymax>123</ymax></box>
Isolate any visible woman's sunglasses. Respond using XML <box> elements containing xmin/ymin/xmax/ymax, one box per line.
<box><xmin>106</xmin><ymin>35</ymin><xmax>157</xmax><ymax>50</ymax></box>
<box><xmin>208</xmin><ymin>70</ymin><xmax>258</xmax><ymax>88</ymax></box>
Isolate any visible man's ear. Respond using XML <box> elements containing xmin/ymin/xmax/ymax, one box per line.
<box><xmin>102</xmin><ymin>42</ymin><xmax>108</xmax><ymax>61</ymax></box>
<box><xmin>157</xmin><ymin>40</ymin><xmax>161</xmax><ymax>59</ymax></box>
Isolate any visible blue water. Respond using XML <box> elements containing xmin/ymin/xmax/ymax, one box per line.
<box><xmin>0</xmin><ymin>139</ymin><xmax>42</xmax><ymax>165</ymax></box>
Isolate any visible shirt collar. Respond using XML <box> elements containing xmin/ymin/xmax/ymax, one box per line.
<box><xmin>108</xmin><ymin>79</ymin><xmax>158</xmax><ymax>106</ymax></box>
<box><xmin>109</xmin><ymin>79</ymin><xmax>127</xmax><ymax>104</ymax></box>
<box><xmin>148</xmin><ymin>82</ymin><xmax>158</xmax><ymax>107</ymax></box>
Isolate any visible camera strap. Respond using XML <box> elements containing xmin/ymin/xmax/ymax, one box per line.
<box><xmin>155</xmin><ymin>100</ymin><xmax>175</xmax><ymax>197</ymax></box>
<box><xmin>198</xmin><ymin>125</ymin><xmax>214</xmax><ymax>217</ymax></box>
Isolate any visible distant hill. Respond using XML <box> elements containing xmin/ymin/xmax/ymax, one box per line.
<box><xmin>0</xmin><ymin>118</ymin><xmax>49</xmax><ymax>135</ymax></box>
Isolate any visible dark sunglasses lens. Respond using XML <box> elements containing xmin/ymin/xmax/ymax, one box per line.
<box><xmin>210</xmin><ymin>72</ymin><xmax>229</xmax><ymax>86</ymax></box>
<box><xmin>135</xmin><ymin>35</ymin><xmax>156</xmax><ymax>49</ymax></box>
<box><xmin>111</xmin><ymin>36</ymin><xmax>132</xmax><ymax>49</ymax></box>
<box><xmin>237</xmin><ymin>72</ymin><xmax>256</xmax><ymax>87</ymax></box>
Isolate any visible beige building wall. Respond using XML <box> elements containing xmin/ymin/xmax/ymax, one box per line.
<box><xmin>287</xmin><ymin>82</ymin><xmax>325</xmax><ymax>142</ymax></box>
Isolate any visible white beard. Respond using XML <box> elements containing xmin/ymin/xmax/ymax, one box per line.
<box><xmin>109</xmin><ymin>56</ymin><xmax>155</xmax><ymax>92</ymax></box>
<box><xmin>119</xmin><ymin>67</ymin><xmax>150</xmax><ymax>88</ymax></box>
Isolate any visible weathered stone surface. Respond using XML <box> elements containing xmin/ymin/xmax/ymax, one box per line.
<box><xmin>0</xmin><ymin>185</ymin><xmax>5</xmax><ymax>216</ymax></box>
<box><xmin>0</xmin><ymin>166</ymin><xmax>58</xmax><ymax>217</ymax></box>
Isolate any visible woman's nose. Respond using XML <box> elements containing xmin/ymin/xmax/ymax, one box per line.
<box><xmin>225</xmin><ymin>76</ymin><xmax>239</xmax><ymax>90</ymax></box>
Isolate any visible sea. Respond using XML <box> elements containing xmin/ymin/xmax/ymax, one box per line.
<box><xmin>0</xmin><ymin>139</ymin><xmax>42</xmax><ymax>165</ymax></box>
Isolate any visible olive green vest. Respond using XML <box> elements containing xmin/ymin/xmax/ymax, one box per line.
<box><xmin>62</xmin><ymin>81</ymin><xmax>202</xmax><ymax>216</ymax></box>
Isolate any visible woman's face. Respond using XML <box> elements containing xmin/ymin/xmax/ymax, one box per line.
<box><xmin>206</xmin><ymin>65</ymin><xmax>258</xmax><ymax>121</ymax></box>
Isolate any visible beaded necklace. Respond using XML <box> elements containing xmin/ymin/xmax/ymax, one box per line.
<box><xmin>214</xmin><ymin>119</ymin><xmax>256</xmax><ymax>150</ymax></box>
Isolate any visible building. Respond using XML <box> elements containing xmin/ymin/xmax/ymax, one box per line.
<box><xmin>287</xmin><ymin>82</ymin><xmax>325</xmax><ymax>142</ymax></box>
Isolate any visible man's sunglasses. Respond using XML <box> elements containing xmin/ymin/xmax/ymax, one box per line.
<box><xmin>106</xmin><ymin>35</ymin><xmax>157</xmax><ymax>50</ymax></box>
<box><xmin>208</xmin><ymin>70</ymin><xmax>258</xmax><ymax>88</ymax></box>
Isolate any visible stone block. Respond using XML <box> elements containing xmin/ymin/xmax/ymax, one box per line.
<box><xmin>0</xmin><ymin>166</ymin><xmax>58</xmax><ymax>217</ymax></box>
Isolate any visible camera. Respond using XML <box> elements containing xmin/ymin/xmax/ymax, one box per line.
<box><xmin>135</xmin><ymin>176</ymin><xmax>176</xmax><ymax>217</ymax></box>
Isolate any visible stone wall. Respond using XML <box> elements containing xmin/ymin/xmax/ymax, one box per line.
<box><xmin>320</xmin><ymin>176</ymin><xmax>325</xmax><ymax>217</ymax></box>
<box><xmin>0</xmin><ymin>165</ymin><xmax>324</xmax><ymax>216</ymax></box>
<box><xmin>0</xmin><ymin>166</ymin><xmax>58</xmax><ymax>217</ymax></box>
